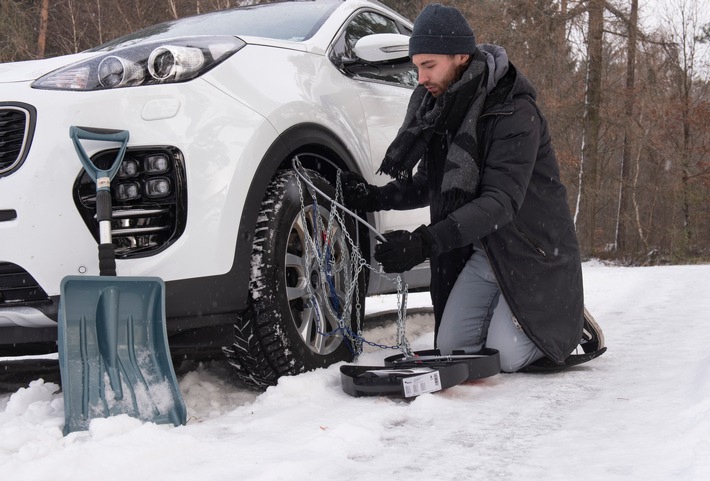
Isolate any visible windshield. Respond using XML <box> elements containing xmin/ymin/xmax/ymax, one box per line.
<box><xmin>92</xmin><ymin>2</ymin><xmax>340</xmax><ymax>51</ymax></box>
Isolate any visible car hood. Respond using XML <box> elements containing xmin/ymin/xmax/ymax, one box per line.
<box><xmin>0</xmin><ymin>52</ymin><xmax>98</xmax><ymax>82</ymax></box>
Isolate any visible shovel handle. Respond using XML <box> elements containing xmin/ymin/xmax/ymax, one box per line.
<box><xmin>70</xmin><ymin>126</ymin><xmax>129</xmax><ymax>276</ymax></box>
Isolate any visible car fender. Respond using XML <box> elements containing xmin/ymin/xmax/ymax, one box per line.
<box><xmin>163</xmin><ymin>120</ymin><xmax>364</xmax><ymax>322</ymax></box>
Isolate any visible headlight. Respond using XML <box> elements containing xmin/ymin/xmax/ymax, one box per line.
<box><xmin>148</xmin><ymin>46</ymin><xmax>205</xmax><ymax>81</ymax></box>
<box><xmin>97</xmin><ymin>56</ymin><xmax>144</xmax><ymax>87</ymax></box>
<box><xmin>32</xmin><ymin>36</ymin><xmax>245</xmax><ymax>91</ymax></box>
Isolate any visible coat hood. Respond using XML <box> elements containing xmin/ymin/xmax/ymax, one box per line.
<box><xmin>477</xmin><ymin>43</ymin><xmax>538</xmax><ymax>108</ymax></box>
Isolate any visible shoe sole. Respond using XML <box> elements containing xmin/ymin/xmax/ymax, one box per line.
<box><xmin>581</xmin><ymin>306</ymin><xmax>605</xmax><ymax>353</ymax></box>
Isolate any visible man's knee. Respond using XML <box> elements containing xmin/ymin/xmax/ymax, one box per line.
<box><xmin>490</xmin><ymin>342</ymin><xmax>544</xmax><ymax>373</ymax></box>
<box><xmin>498</xmin><ymin>351</ymin><xmax>530</xmax><ymax>373</ymax></box>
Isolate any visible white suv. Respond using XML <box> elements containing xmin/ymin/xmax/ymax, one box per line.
<box><xmin>0</xmin><ymin>0</ymin><xmax>429</xmax><ymax>387</ymax></box>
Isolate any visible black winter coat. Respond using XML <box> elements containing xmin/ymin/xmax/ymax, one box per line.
<box><xmin>377</xmin><ymin>63</ymin><xmax>583</xmax><ymax>363</ymax></box>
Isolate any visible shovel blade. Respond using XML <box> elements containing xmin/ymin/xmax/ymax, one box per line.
<box><xmin>58</xmin><ymin>276</ymin><xmax>187</xmax><ymax>435</ymax></box>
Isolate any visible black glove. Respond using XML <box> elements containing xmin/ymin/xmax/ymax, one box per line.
<box><xmin>340</xmin><ymin>171</ymin><xmax>381</xmax><ymax>212</ymax></box>
<box><xmin>374</xmin><ymin>225</ymin><xmax>434</xmax><ymax>273</ymax></box>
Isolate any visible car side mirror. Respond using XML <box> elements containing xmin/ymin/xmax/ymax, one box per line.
<box><xmin>353</xmin><ymin>33</ymin><xmax>410</xmax><ymax>63</ymax></box>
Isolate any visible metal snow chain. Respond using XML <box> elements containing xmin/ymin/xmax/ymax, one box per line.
<box><xmin>292</xmin><ymin>159</ymin><xmax>413</xmax><ymax>358</ymax></box>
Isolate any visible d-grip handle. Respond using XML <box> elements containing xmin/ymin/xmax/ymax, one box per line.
<box><xmin>69</xmin><ymin>126</ymin><xmax>130</xmax><ymax>187</ymax></box>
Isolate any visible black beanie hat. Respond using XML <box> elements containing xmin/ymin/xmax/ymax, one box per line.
<box><xmin>409</xmin><ymin>4</ymin><xmax>477</xmax><ymax>57</ymax></box>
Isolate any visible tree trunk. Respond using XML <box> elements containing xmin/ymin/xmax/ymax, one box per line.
<box><xmin>167</xmin><ymin>0</ymin><xmax>178</xmax><ymax>19</ymax></box>
<box><xmin>616</xmin><ymin>0</ymin><xmax>638</xmax><ymax>254</ymax></box>
<box><xmin>37</xmin><ymin>0</ymin><xmax>50</xmax><ymax>58</ymax></box>
<box><xmin>579</xmin><ymin>0</ymin><xmax>604</xmax><ymax>254</ymax></box>
<box><xmin>680</xmin><ymin>87</ymin><xmax>692</xmax><ymax>251</ymax></box>
<box><xmin>97</xmin><ymin>0</ymin><xmax>103</xmax><ymax>44</ymax></box>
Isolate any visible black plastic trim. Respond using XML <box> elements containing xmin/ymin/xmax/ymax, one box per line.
<box><xmin>0</xmin><ymin>326</ymin><xmax>58</xmax><ymax>345</ymax></box>
<box><xmin>0</xmin><ymin>210</ymin><xmax>17</xmax><ymax>222</ymax></box>
<box><xmin>0</xmin><ymin>102</ymin><xmax>36</xmax><ymax>178</ymax></box>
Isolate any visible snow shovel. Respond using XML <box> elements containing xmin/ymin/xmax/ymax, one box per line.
<box><xmin>58</xmin><ymin>126</ymin><xmax>187</xmax><ymax>435</ymax></box>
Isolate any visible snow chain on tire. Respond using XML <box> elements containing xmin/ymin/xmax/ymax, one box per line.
<box><xmin>224</xmin><ymin>169</ymin><xmax>361</xmax><ymax>389</ymax></box>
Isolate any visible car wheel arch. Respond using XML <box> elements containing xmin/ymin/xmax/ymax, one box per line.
<box><xmin>232</xmin><ymin>122</ymin><xmax>371</xmax><ymax>309</ymax></box>
<box><xmin>164</xmin><ymin>123</ymin><xmax>377</xmax><ymax>328</ymax></box>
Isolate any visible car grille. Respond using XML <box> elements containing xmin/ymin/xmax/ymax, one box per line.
<box><xmin>0</xmin><ymin>103</ymin><xmax>36</xmax><ymax>178</ymax></box>
<box><xmin>0</xmin><ymin>262</ymin><xmax>51</xmax><ymax>305</ymax></box>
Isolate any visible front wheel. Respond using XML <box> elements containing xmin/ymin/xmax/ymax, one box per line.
<box><xmin>225</xmin><ymin>169</ymin><xmax>364</xmax><ymax>388</ymax></box>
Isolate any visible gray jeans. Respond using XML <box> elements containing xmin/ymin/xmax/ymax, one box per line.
<box><xmin>436</xmin><ymin>249</ymin><xmax>544</xmax><ymax>372</ymax></box>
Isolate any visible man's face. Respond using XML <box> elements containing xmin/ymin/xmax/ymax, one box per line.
<box><xmin>412</xmin><ymin>53</ymin><xmax>470</xmax><ymax>97</ymax></box>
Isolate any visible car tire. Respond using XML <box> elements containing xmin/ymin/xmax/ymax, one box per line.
<box><xmin>225</xmin><ymin>169</ymin><xmax>364</xmax><ymax>388</ymax></box>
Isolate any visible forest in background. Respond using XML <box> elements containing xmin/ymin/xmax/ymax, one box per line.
<box><xmin>1</xmin><ymin>0</ymin><xmax>709</xmax><ymax>265</ymax></box>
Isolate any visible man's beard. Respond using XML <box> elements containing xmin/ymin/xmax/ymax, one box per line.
<box><xmin>430</xmin><ymin>59</ymin><xmax>470</xmax><ymax>97</ymax></box>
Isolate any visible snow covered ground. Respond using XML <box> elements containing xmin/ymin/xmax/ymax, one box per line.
<box><xmin>1</xmin><ymin>261</ymin><xmax>709</xmax><ymax>480</ymax></box>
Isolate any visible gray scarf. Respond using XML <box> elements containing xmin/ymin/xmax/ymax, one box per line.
<box><xmin>378</xmin><ymin>51</ymin><xmax>486</xmax><ymax>202</ymax></box>
<box><xmin>378</xmin><ymin>45</ymin><xmax>509</xmax><ymax>211</ymax></box>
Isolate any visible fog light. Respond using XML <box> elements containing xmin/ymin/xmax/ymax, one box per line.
<box><xmin>144</xmin><ymin>154</ymin><xmax>169</xmax><ymax>174</ymax></box>
<box><xmin>117</xmin><ymin>159</ymin><xmax>140</xmax><ymax>178</ymax></box>
<box><xmin>144</xmin><ymin>177</ymin><xmax>171</xmax><ymax>198</ymax></box>
<box><xmin>116</xmin><ymin>182</ymin><xmax>140</xmax><ymax>201</ymax></box>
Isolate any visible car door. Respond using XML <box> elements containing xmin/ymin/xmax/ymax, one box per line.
<box><xmin>328</xmin><ymin>10</ymin><xmax>429</xmax><ymax>234</ymax></box>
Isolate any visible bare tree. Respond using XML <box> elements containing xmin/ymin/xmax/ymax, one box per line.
<box><xmin>612</xmin><ymin>0</ymin><xmax>639</xmax><ymax>254</ymax></box>
<box><xmin>575</xmin><ymin>0</ymin><xmax>604</xmax><ymax>254</ymax></box>
<box><xmin>37</xmin><ymin>0</ymin><xmax>50</xmax><ymax>58</ymax></box>
<box><xmin>167</xmin><ymin>0</ymin><xmax>179</xmax><ymax>19</ymax></box>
